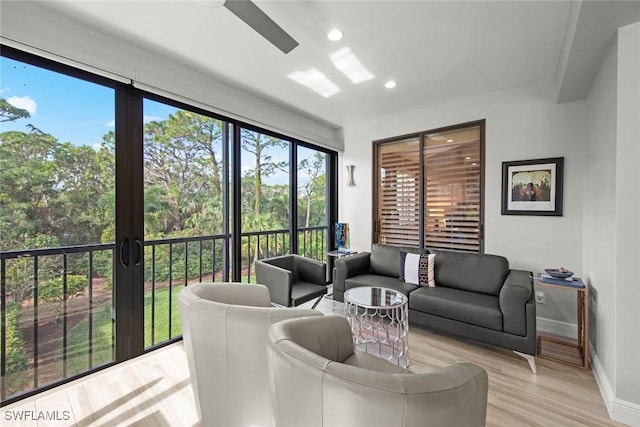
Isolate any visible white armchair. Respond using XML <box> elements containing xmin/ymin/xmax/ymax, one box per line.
<box><xmin>178</xmin><ymin>282</ymin><xmax>323</xmax><ymax>427</ymax></box>
<box><xmin>268</xmin><ymin>315</ymin><xmax>489</xmax><ymax>427</ymax></box>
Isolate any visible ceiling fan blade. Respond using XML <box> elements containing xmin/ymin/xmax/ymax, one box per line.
<box><xmin>224</xmin><ymin>0</ymin><xmax>299</xmax><ymax>54</ymax></box>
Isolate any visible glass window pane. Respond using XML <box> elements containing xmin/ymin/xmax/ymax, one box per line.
<box><xmin>297</xmin><ymin>146</ymin><xmax>328</xmax><ymax>260</ymax></box>
<box><xmin>240</xmin><ymin>128</ymin><xmax>290</xmax><ymax>282</ymax></box>
<box><xmin>142</xmin><ymin>99</ymin><xmax>228</xmax><ymax>347</ymax></box>
<box><xmin>0</xmin><ymin>56</ymin><xmax>115</xmax><ymax>401</ymax></box>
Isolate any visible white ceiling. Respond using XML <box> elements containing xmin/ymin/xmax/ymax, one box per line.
<box><xmin>11</xmin><ymin>1</ymin><xmax>640</xmax><ymax>128</ymax></box>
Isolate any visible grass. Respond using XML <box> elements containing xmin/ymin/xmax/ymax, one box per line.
<box><xmin>63</xmin><ymin>285</ymin><xmax>184</xmax><ymax>375</ymax></box>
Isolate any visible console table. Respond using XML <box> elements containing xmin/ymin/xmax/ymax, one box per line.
<box><xmin>536</xmin><ymin>275</ymin><xmax>589</xmax><ymax>370</ymax></box>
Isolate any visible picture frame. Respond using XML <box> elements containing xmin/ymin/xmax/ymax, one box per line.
<box><xmin>501</xmin><ymin>157</ymin><xmax>564</xmax><ymax>216</ymax></box>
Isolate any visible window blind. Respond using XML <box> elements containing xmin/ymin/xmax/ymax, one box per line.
<box><xmin>377</xmin><ymin>138</ymin><xmax>421</xmax><ymax>247</ymax></box>
<box><xmin>424</xmin><ymin>127</ymin><xmax>481</xmax><ymax>252</ymax></box>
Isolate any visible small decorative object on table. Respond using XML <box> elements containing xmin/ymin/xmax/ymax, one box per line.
<box><xmin>335</xmin><ymin>222</ymin><xmax>350</xmax><ymax>251</ymax></box>
<box><xmin>544</xmin><ymin>267</ymin><xmax>574</xmax><ymax>278</ymax></box>
<box><xmin>540</xmin><ymin>267</ymin><xmax>583</xmax><ymax>288</ymax></box>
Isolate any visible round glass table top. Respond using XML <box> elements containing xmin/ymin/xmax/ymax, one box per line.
<box><xmin>344</xmin><ymin>286</ymin><xmax>408</xmax><ymax>309</ymax></box>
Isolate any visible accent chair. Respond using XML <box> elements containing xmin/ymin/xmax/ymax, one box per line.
<box><xmin>178</xmin><ymin>282</ymin><xmax>322</xmax><ymax>427</ymax></box>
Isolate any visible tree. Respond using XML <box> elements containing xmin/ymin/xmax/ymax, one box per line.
<box><xmin>0</xmin><ymin>98</ymin><xmax>30</xmax><ymax>122</ymax></box>
<box><xmin>240</xmin><ymin>130</ymin><xmax>288</xmax><ymax>219</ymax></box>
<box><xmin>0</xmin><ymin>128</ymin><xmax>59</xmax><ymax>250</ymax></box>
<box><xmin>39</xmin><ymin>275</ymin><xmax>87</xmax><ymax>323</ymax></box>
<box><xmin>143</xmin><ymin>111</ymin><xmax>224</xmax><ymax>235</ymax></box>
<box><xmin>298</xmin><ymin>152</ymin><xmax>327</xmax><ymax>228</ymax></box>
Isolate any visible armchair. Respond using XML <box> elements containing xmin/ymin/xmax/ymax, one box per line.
<box><xmin>177</xmin><ymin>282</ymin><xmax>322</xmax><ymax>427</ymax></box>
<box><xmin>268</xmin><ymin>315</ymin><xmax>489</xmax><ymax>427</ymax></box>
<box><xmin>255</xmin><ymin>254</ymin><xmax>327</xmax><ymax>308</ymax></box>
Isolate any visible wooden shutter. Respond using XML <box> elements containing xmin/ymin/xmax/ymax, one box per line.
<box><xmin>424</xmin><ymin>126</ymin><xmax>481</xmax><ymax>252</ymax></box>
<box><xmin>376</xmin><ymin>138</ymin><xmax>421</xmax><ymax>247</ymax></box>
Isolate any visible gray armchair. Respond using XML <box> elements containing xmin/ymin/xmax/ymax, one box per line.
<box><xmin>268</xmin><ymin>315</ymin><xmax>489</xmax><ymax>427</ymax></box>
<box><xmin>255</xmin><ymin>254</ymin><xmax>327</xmax><ymax>308</ymax></box>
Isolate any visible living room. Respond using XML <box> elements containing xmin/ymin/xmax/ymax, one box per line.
<box><xmin>1</xmin><ymin>1</ymin><xmax>639</xmax><ymax>426</ymax></box>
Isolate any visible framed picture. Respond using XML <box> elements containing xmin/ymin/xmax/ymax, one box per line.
<box><xmin>501</xmin><ymin>157</ymin><xmax>564</xmax><ymax>216</ymax></box>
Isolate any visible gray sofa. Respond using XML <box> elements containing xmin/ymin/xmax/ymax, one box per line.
<box><xmin>334</xmin><ymin>244</ymin><xmax>537</xmax><ymax>369</ymax></box>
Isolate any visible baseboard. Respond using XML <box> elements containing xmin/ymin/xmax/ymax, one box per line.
<box><xmin>536</xmin><ymin>316</ymin><xmax>577</xmax><ymax>338</ymax></box>
<box><xmin>590</xmin><ymin>346</ymin><xmax>640</xmax><ymax>426</ymax></box>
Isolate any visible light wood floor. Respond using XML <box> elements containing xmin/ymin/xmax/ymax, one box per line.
<box><xmin>2</xmin><ymin>296</ymin><xmax>623</xmax><ymax>427</ymax></box>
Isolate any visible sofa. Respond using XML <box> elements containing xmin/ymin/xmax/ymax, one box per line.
<box><xmin>334</xmin><ymin>244</ymin><xmax>537</xmax><ymax>370</ymax></box>
<box><xmin>268</xmin><ymin>315</ymin><xmax>488</xmax><ymax>427</ymax></box>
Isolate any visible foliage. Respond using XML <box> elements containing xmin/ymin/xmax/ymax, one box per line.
<box><xmin>0</xmin><ymin>98</ymin><xmax>30</xmax><ymax>122</ymax></box>
<box><xmin>4</xmin><ymin>303</ymin><xmax>28</xmax><ymax>395</ymax></box>
<box><xmin>39</xmin><ymin>274</ymin><xmax>88</xmax><ymax>322</ymax></box>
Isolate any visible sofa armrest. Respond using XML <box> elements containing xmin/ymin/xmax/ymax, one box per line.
<box><xmin>499</xmin><ymin>269</ymin><xmax>534</xmax><ymax>336</ymax></box>
<box><xmin>296</xmin><ymin>257</ymin><xmax>327</xmax><ymax>285</ymax></box>
<box><xmin>334</xmin><ymin>252</ymin><xmax>371</xmax><ymax>295</ymax></box>
<box><xmin>255</xmin><ymin>260</ymin><xmax>293</xmax><ymax>307</ymax></box>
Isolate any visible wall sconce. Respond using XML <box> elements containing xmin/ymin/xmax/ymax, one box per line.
<box><xmin>346</xmin><ymin>164</ymin><xmax>356</xmax><ymax>187</ymax></box>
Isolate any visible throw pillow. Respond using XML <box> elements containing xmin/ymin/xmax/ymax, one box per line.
<box><xmin>400</xmin><ymin>252</ymin><xmax>436</xmax><ymax>287</ymax></box>
<box><xmin>419</xmin><ymin>253</ymin><xmax>436</xmax><ymax>287</ymax></box>
<box><xmin>399</xmin><ymin>252</ymin><xmax>421</xmax><ymax>285</ymax></box>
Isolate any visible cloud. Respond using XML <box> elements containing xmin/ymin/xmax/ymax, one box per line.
<box><xmin>92</xmin><ymin>143</ymin><xmax>102</xmax><ymax>152</ymax></box>
<box><xmin>143</xmin><ymin>115</ymin><xmax>162</xmax><ymax>123</ymax></box>
<box><xmin>106</xmin><ymin>119</ymin><xmax>115</xmax><ymax>127</ymax></box>
<box><xmin>7</xmin><ymin>96</ymin><xmax>37</xmax><ymax>115</ymax></box>
<box><xmin>0</xmin><ymin>87</ymin><xmax>10</xmax><ymax>94</ymax></box>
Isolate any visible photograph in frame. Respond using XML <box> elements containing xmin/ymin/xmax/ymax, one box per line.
<box><xmin>501</xmin><ymin>157</ymin><xmax>564</xmax><ymax>216</ymax></box>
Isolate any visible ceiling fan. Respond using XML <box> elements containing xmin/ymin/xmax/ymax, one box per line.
<box><xmin>196</xmin><ymin>0</ymin><xmax>299</xmax><ymax>54</ymax></box>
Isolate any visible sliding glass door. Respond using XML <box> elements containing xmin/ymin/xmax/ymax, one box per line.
<box><xmin>1</xmin><ymin>46</ymin><xmax>338</xmax><ymax>405</ymax></box>
<box><xmin>1</xmin><ymin>52</ymin><xmax>119</xmax><ymax>402</ymax></box>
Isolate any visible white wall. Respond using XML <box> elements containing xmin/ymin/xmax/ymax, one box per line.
<box><xmin>584</xmin><ymin>34</ymin><xmax>618</xmax><ymax>396</ymax></box>
<box><xmin>0</xmin><ymin>1</ymin><xmax>342</xmax><ymax>152</ymax></box>
<box><xmin>583</xmin><ymin>22</ymin><xmax>640</xmax><ymax>426</ymax></box>
<box><xmin>614</xmin><ymin>21</ymin><xmax>640</xmax><ymax>411</ymax></box>
<box><xmin>341</xmin><ymin>78</ymin><xmax>585</xmax><ymax>323</ymax></box>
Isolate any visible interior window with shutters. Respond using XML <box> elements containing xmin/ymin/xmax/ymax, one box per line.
<box><xmin>373</xmin><ymin>121</ymin><xmax>484</xmax><ymax>253</ymax></box>
<box><xmin>424</xmin><ymin>125</ymin><xmax>482</xmax><ymax>252</ymax></box>
<box><xmin>376</xmin><ymin>138</ymin><xmax>421</xmax><ymax>246</ymax></box>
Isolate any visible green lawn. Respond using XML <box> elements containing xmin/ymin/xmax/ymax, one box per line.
<box><xmin>64</xmin><ymin>285</ymin><xmax>184</xmax><ymax>375</ymax></box>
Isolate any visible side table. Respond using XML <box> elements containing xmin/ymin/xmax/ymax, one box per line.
<box><xmin>344</xmin><ymin>286</ymin><xmax>409</xmax><ymax>368</ymax></box>
<box><xmin>327</xmin><ymin>249</ymin><xmax>358</xmax><ymax>294</ymax></box>
<box><xmin>536</xmin><ymin>274</ymin><xmax>589</xmax><ymax>370</ymax></box>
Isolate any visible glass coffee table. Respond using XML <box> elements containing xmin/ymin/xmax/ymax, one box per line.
<box><xmin>344</xmin><ymin>286</ymin><xmax>409</xmax><ymax>368</ymax></box>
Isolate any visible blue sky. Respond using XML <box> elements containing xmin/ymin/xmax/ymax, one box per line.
<box><xmin>1</xmin><ymin>57</ymin><xmax>177</xmax><ymax>148</ymax></box>
<box><xmin>1</xmin><ymin>56</ymin><xmax>318</xmax><ymax>186</ymax></box>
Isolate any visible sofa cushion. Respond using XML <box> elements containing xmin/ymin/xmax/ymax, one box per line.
<box><xmin>345</xmin><ymin>274</ymin><xmax>418</xmax><ymax>297</ymax></box>
<box><xmin>409</xmin><ymin>286</ymin><xmax>503</xmax><ymax>332</ymax></box>
<box><xmin>431</xmin><ymin>250</ymin><xmax>509</xmax><ymax>296</ymax></box>
<box><xmin>370</xmin><ymin>244</ymin><xmax>425</xmax><ymax>278</ymax></box>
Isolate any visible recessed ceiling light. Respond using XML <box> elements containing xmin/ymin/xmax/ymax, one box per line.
<box><xmin>465</xmin><ymin>156</ymin><xmax>471</xmax><ymax>160</ymax></box>
<box><xmin>384</xmin><ymin>80</ymin><xmax>397</xmax><ymax>89</ymax></box>
<box><xmin>447</xmin><ymin>139</ymin><xmax>454</xmax><ymax>143</ymax></box>
<box><xmin>328</xmin><ymin>29</ymin><xmax>344</xmax><ymax>41</ymax></box>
